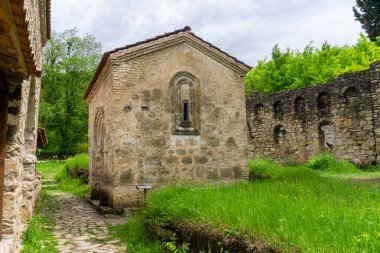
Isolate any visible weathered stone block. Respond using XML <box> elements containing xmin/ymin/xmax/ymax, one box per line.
<box><xmin>207</xmin><ymin>168</ymin><xmax>219</xmax><ymax>180</ymax></box>
<box><xmin>181</xmin><ymin>157</ymin><xmax>193</xmax><ymax>164</ymax></box>
<box><xmin>119</xmin><ymin>170</ymin><xmax>134</xmax><ymax>184</ymax></box>
<box><xmin>195</xmin><ymin>155</ymin><xmax>208</xmax><ymax>164</ymax></box>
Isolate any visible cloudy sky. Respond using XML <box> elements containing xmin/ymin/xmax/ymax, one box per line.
<box><xmin>52</xmin><ymin>0</ymin><xmax>363</xmax><ymax>66</ymax></box>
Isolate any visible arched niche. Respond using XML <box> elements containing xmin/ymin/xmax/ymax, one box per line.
<box><xmin>171</xmin><ymin>72</ymin><xmax>200</xmax><ymax>135</ymax></box>
<box><xmin>294</xmin><ymin>96</ymin><xmax>305</xmax><ymax>113</ymax></box>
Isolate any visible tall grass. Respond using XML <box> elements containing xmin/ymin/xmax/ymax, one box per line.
<box><xmin>146</xmin><ymin>164</ymin><xmax>380</xmax><ymax>252</ymax></box>
<box><xmin>109</xmin><ymin>215</ymin><xmax>163</xmax><ymax>253</ymax></box>
<box><xmin>54</xmin><ymin>166</ymin><xmax>88</xmax><ymax>196</ymax></box>
<box><xmin>306</xmin><ymin>152</ymin><xmax>358</xmax><ymax>173</ymax></box>
<box><xmin>64</xmin><ymin>153</ymin><xmax>89</xmax><ymax>170</ymax></box>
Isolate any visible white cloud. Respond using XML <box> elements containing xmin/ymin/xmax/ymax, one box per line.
<box><xmin>51</xmin><ymin>0</ymin><xmax>363</xmax><ymax>66</ymax></box>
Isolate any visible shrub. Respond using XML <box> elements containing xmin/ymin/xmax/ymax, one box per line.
<box><xmin>54</xmin><ymin>154</ymin><xmax>89</xmax><ymax>196</ymax></box>
<box><xmin>306</xmin><ymin>152</ymin><xmax>336</xmax><ymax>171</ymax></box>
<box><xmin>64</xmin><ymin>153</ymin><xmax>89</xmax><ymax>183</ymax></box>
<box><xmin>306</xmin><ymin>152</ymin><xmax>358</xmax><ymax>173</ymax></box>
<box><xmin>65</xmin><ymin>153</ymin><xmax>89</xmax><ymax>170</ymax></box>
<box><xmin>248</xmin><ymin>159</ymin><xmax>277</xmax><ymax>180</ymax></box>
<box><xmin>248</xmin><ymin>159</ymin><xmax>318</xmax><ymax>181</ymax></box>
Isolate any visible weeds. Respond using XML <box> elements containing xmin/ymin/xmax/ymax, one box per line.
<box><xmin>109</xmin><ymin>215</ymin><xmax>163</xmax><ymax>253</ymax></box>
<box><xmin>54</xmin><ymin>165</ymin><xmax>88</xmax><ymax>196</ymax></box>
<box><xmin>64</xmin><ymin>153</ymin><xmax>89</xmax><ymax>171</ymax></box>
<box><xmin>306</xmin><ymin>152</ymin><xmax>358</xmax><ymax>173</ymax></box>
<box><xmin>21</xmin><ymin>191</ymin><xmax>58</xmax><ymax>253</ymax></box>
<box><xmin>36</xmin><ymin>159</ymin><xmax>88</xmax><ymax>197</ymax></box>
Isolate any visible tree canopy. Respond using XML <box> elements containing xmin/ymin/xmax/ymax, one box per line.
<box><xmin>245</xmin><ymin>34</ymin><xmax>380</xmax><ymax>94</ymax></box>
<box><xmin>39</xmin><ymin>28</ymin><xmax>102</xmax><ymax>154</ymax></box>
<box><xmin>353</xmin><ymin>0</ymin><xmax>380</xmax><ymax>41</ymax></box>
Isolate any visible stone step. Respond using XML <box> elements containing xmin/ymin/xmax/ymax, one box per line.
<box><xmin>84</xmin><ymin>196</ymin><xmax>124</xmax><ymax>215</ymax></box>
<box><xmin>42</xmin><ymin>179</ymin><xmax>58</xmax><ymax>184</ymax></box>
<box><xmin>42</xmin><ymin>184</ymin><xmax>60</xmax><ymax>190</ymax></box>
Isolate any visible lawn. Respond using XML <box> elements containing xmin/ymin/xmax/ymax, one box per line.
<box><xmin>36</xmin><ymin>160</ymin><xmax>64</xmax><ymax>179</ymax></box>
<box><xmin>36</xmin><ymin>155</ymin><xmax>89</xmax><ymax>197</ymax></box>
<box><xmin>145</xmin><ymin>161</ymin><xmax>380</xmax><ymax>252</ymax></box>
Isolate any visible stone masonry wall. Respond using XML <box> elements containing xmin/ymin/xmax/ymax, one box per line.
<box><xmin>88</xmin><ymin>61</ymin><xmax>114</xmax><ymax>206</ymax></box>
<box><xmin>246</xmin><ymin>61</ymin><xmax>380</xmax><ymax>164</ymax></box>
<box><xmin>2</xmin><ymin>77</ymin><xmax>41</xmax><ymax>252</ymax></box>
<box><xmin>88</xmin><ymin>41</ymin><xmax>249</xmax><ymax>208</ymax></box>
<box><xmin>0</xmin><ymin>0</ymin><xmax>47</xmax><ymax>251</ymax></box>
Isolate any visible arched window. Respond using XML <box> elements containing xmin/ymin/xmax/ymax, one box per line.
<box><xmin>319</xmin><ymin>121</ymin><xmax>334</xmax><ymax>151</ymax></box>
<box><xmin>273</xmin><ymin>101</ymin><xmax>284</xmax><ymax>119</ymax></box>
<box><xmin>294</xmin><ymin>96</ymin><xmax>305</xmax><ymax>113</ymax></box>
<box><xmin>171</xmin><ymin>72</ymin><xmax>200</xmax><ymax>135</ymax></box>
<box><xmin>254</xmin><ymin>103</ymin><xmax>264</xmax><ymax>119</ymax></box>
<box><xmin>274</xmin><ymin>125</ymin><xmax>286</xmax><ymax>144</ymax></box>
<box><xmin>317</xmin><ymin>92</ymin><xmax>330</xmax><ymax>109</ymax></box>
<box><xmin>344</xmin><ymin>87</ymin><xmax>359</xmax><ymax>105</ymax></box>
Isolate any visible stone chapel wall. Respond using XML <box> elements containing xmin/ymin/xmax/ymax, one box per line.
<box><xmin>95</xmin><ymin>42</ymin><xmax>248</xmax><ymax>208</ymax></box>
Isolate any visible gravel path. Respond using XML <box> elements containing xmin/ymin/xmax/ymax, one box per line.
<box><xmin>41</xmin><ymin>192</ymin><xmax>126</xmax><ymax>253</ymax></box>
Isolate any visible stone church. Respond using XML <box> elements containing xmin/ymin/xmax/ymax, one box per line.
<box><xmin>84</xmin><ymin>26</ymin><xmax>251</xmax><ymax>208</ymax></box>
<box><xmin>0</xmin><ymin>0</ymin><xmax>50</xmax><ymax>252</ymax></box>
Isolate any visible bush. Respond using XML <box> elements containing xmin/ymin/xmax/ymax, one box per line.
<box><xmin>54</xmin><ymin>154</ymin><xmax>89</xmax><ymax>196</ymax></box>
<box><xmin>248</xmin><ymin>159</ymin><xmax>276</xmax><ymax>180</ymax></box>
<box><xmin>65</xmin><ymin>153</ymin><xmax>89</xmax><ymax>170</ymax></box>
<box><xmin>64</xmin><ymin>153</ymin><xmax>89</xmax><ymax>183</ymax></box>
<box><xmin>306</xmin><ymin>152</ymin><xmax>358</xmax><ymax>173</ymax></box>
<box><xmin>248</xmin><ymin>159</ymin><xmax>318</xmax><ymax>181</ymax></box>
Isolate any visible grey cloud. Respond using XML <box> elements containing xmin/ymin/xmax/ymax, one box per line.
<box><xmin>52</xmin><ymin>0</ymin><xmax>363</xmax><ymax>66</ymax></box>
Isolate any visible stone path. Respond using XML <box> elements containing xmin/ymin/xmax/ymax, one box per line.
<box><xmin>41</xmin><ymin>192</ymin><xmax>126</xmax><ymax>253</ymax></box>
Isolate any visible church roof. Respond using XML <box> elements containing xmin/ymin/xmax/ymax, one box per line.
<box><xmin>84</xmin><ymin>26</ymin><xmax>252</xmax><ymax>99</ymax></box>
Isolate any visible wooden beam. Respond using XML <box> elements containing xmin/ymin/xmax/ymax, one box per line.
<box><xmin>0</xmin><ymin>74</ymin><xmax>9</xmax><ymax>239</ymax></box>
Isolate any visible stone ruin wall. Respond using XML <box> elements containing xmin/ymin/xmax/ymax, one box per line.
<box><xmin>246</xmin><ymin>60</ymin><xmax>380</xmax><ymax>165</ymax></box>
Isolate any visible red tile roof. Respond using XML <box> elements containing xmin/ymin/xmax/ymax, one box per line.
<box><xmin>84</xmin><ymin>26</ymin><xmax>251</xmax><ymax>99</ymax></box>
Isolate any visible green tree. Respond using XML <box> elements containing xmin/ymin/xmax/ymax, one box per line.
<box><xmin>245</xmin><ymin>34</ymin><xmax>380</xmax><ymax>94</ymax></box>
<box><xmin>353</xmin><ymin>0</ymin><xmax>380</xmax><ymax>41</ymax></box>
<box><xmin>40</xmin><ymin>28</ymin><xmax>102</xmax><ymax>154</ymax></box>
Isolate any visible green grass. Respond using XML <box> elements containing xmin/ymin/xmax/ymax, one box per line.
<box><xmin>36</xmin><ymin>161</ymin><xmax>64</xmax><ymax>179</ymax></box>
<box><xmin>54</xmin><ymin>167</ymin><xmax>89</xmax><ymax>196</ymax></box>
<box><xmin>21</xmin><ymin>191</ymin><xmax>58</xmax><ymax>253</ymax></box>
<box><xmin>109</xmin><ymin>215</ymin><xmax>164</xmax><ymax>253</ymax></box>
<box><xmin>36</xmin><ymin>159</ymin><xmax>88</xmax><ymax>197</ymax></box>
<box><xmin>64</xmin><ymin>153</ymin><xmax>89</xmax><ymax>170</ymax></box>
<box><xmin>145</xmin><ymin>164</ymin><xmax>380</xmax><ymax>252</ymax></box>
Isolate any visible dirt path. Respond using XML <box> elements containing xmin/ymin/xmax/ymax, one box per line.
<box><xmin>41</xmin><ymin>192</ymin><xmax>126</xmax><ymax>253</ymax></box>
